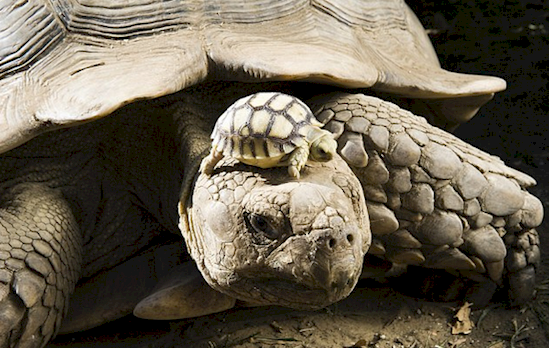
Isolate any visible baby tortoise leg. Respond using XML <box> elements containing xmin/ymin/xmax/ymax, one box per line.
<box><xmin>287</xmin><ymin>146</ymin><xmax>309</xmax><ymax>179</ymax></box>
<box><xmin>200</xmin><ymin>149</ymin><xmax>224</xmax><ymax>176</ymax></box>
<box><xmin>308</xmin><ymin>92</ymin><xmax>543</xmax><ymax>305</ymax></box>
<box><xmin>0</xmin><ymin>183</ymin><xmax>81</xmax><ymax>348</ymax></box>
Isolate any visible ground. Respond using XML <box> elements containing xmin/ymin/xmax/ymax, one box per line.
<box><xmin>48</xmin><ymin>1</ymin><xmax>549</xmax><ymax>347</ymax></box>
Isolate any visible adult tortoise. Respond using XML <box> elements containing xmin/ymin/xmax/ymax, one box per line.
<box><xmin>0</xmin><ymin>0</ymin><xmax>543</xmax><ymax>347</ymax></box>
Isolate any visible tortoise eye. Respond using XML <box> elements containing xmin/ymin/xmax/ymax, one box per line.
<box><xmin>245</xmin><ymin>213</ymin><xmax>278</xmax><ymax>239</ymax></box>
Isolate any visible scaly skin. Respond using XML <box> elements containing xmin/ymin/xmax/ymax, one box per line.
<box><xmin>173</xmin><ymin>87</ymin><xmax>370</xmax><ymax>309</ymax></box>
<box><xmin>0</xmin><ymin>82</ymin><xmax>544</xmax><ymax>348</ymax></box>
<box><xmin>309</xmin><ymin>93</ymin><xmax>543</xmax><ymax>304</ymax></box>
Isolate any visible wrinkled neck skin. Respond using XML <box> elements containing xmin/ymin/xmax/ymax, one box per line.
<box><xmin>173</xmin><ymin>82</ymin><xmax>371</xmax><ymax>309</ymax></box>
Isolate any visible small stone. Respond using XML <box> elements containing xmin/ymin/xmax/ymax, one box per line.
<box><xmin>366</xmin><ymin>202</ymin><xmax>399</xmax><ymax>235</ymax></box>
<box><xmin>463</xmin><ymin>199</ymin><xmax>481</xmax><ymax>216</ymax></box>
<box><xmin>521</xmin><ymin>193</ymin><xmax>544</xmax><ymax>228</ymax></box>
<box><xmin>362</xmin><ymin>185</ymin><xmax>387</xmax><ymax>203</ymax></box>
<box><xmin>345</xmin><ymin>117</ymin><xmax>371</xmax><ymax>134</ymax></box>
<box><xmin>435</xmin><ymin>185</ymin><xmax>464</xmax><ymax>211</ymax></box>
<box><xmin>469</xmin><ymin>212</ymin><xmax>493</xmax><ymax>229</ymax></box>
<box><xmin>383</xmin><ymin>229</ymin><xmax>422</xmax><ymax>248</ymax></box>
<box><xmin>480</xmin><ymin>174</ymin><xmax>524</xmax><ymax>216</ymax></box>
<box><xmin>386</xmin><ymin>167</ymin><xmax>412</xmax><ymax>193</ymax></box>
<box><xmin>423</xmin><ymin>248</ymin><xmax>476</xmax><ymax>270</ymax></box>
<box><xmin>414</xmin><ymin>210</ymin><xmax>463</xmax><ymax>245</ymax></box>
<box><xmin>358</xmin><ymin>152</ymin><xmax>389</xmax><ymax>185</ymax></box>
<box><xmin>453</xmin><ymin>164</ymin><xmax>488</xmax><ymax>200</ymax></box>
<box><xmin>338</xmin><ymin>132</ymin><xmax>368</xmax><ymax>167</ymax></box>
<box><xmin>364</xmin><ymin>125</ymin><xmax>389</xmax><ymax>152</ymax></box>
<box><xmin>420</xmin><ymin>142</ymin><xmax>462</xmax><ymax>179</ymax></box>
<box><xmin>387</xmin><ymin>133</ymin><xmax>421</xmax><ymax>166</ymax></box>
<box><xmin>462</xmin><ymin>225</ymin><xmax>506</xmax><ymax>263</ymax></box>
<box><xmin>401</xmin><ymin>183</ymin><xmax>434</xmax><ymax>214</ymax></box>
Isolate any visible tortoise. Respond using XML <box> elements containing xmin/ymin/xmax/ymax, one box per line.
<box><xmin>201</xmin><ymin>92</ymin><xmax>338</xmax><ymax>178</ymax></box>
<box><xmin>0</xmin><ymin>1</ymin><xmax>543</xmax><ymax>347</ymax></box>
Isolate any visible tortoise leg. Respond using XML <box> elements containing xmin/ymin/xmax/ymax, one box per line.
<box><xmin>0</xmin><ymin>183</ymin><xmax>81</xmax><ymax>348</ymax></box>
<box><xmin>287</xmin><ymin>146</ymin><xmax>309</xmax><ymax>179</ymax></box>
<box><xmin>200</xmin><ymin>149</ymin><xmax>224</xmax><ymax>176</ymax></box>
<box><xmin>308</xmin><ymin>92</ymin><xmax>544</xmax><ymax>305</ymax></box>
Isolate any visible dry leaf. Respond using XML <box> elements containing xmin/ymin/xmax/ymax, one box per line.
<box><xmin>452</xmin><ymin>302</ymin><xmax>474</xmax><ymax>335</ymax></box>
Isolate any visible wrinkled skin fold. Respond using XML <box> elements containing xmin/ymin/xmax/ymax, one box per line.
<box><xmin>181</xmin><ymin>157</ymin><xmax>370</xmax><ymax>309</ymax></box>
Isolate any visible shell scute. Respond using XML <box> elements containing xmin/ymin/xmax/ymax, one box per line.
<box><xmin>202</xmin><ymin>92</ymin><xmax>337</xmax><ymax>178</ymax></box>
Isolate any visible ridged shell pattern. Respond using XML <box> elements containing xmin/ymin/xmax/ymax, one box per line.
<box><xmin>0</xmin><ymin>0</ymin><xmax>506</xmax><ymax>155</ymax></box>
<box><xmin>0</xmin><ymin>0</ymin><xmax>407</xmax><ymax>79</ymax></box>
<box><xmin>212</xmin><ymin>92</ymin><xmax>318</xmax><ymax>162</ymax></box>
<box><xmin>310</xmin><ymin>93</ymin><xmax>543</xmax><ymax>288</ymax></box>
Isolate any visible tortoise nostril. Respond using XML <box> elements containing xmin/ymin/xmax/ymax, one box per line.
<box><xmin>346</xmin><ymin>234</ymin><xmax>354</xmax><ymax>244</ymax></box>
<box><xmin>328</xmin><ymin>238</ymin><xmax>336</xmax><ymax>249</ymax></box>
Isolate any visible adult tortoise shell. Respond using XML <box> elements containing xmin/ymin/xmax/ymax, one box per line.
<box><xmin>0</xmin><ymin>0</ymin><xmax>506</xmax><ymax>154</ymax></box>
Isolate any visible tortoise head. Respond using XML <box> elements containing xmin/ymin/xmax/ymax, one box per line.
<box><xmin>179</xmin><ymin>155</ymin><xmax>370</xmax><ymax>309</ymax></box>
<box><xmin>309</xmin><ymin>132</ymin><xmax>338</xmax><ymax>162</ymax></box>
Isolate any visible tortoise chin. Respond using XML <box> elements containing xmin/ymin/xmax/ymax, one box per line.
<box><xmin>225</xmin><ymin>276</ymin><xmax>358</xmax><ymax>310</ymax></box>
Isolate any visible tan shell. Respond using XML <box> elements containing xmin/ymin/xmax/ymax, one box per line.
<box><xmin>211</xmin><ymin>93</ymin><xmax>321</xmax><ymax>166</ymax></box>
<box><xmin>0</xmin><ymin>0</ymin><xmax>506</xmax><ymax>153</ymax></box>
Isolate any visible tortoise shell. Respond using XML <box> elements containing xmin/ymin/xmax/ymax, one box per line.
<box><xmin>213</xmin><ymin>93</ymin><xmax>320</xmax><ymax>163</ymax></box>
<box><xmin>202</xmin><ymin>92</ymin><xmax>336</xmax><ymax>177</ymax></box>
<box><xmin>0</xmin><ymin>0</ymin><xmax>506</xmax><ymax>153</ymax></box>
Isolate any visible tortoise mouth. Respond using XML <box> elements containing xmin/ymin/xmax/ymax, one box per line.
<box><xmin>224</xmin><ymin>275</ymin><xmax>355</xmax><ymax>310</ymax></box>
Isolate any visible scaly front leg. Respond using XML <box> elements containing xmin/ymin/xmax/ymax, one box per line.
<box><xmin>0</xmin><ymin>183</ymin><xmax>82</xmax><ymax>348</ymax></box>
<box><xmin>308</xmin><ymin>93</ymin><xmax>543</xmax><ymax>305</ymax></box>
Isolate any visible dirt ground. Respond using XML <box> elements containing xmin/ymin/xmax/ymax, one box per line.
<box><xmin>49</xmin><ymin>227</ymin><xmax>549</xmax><ymax>348</ymax></box>
<box><xmin>48</xmin><ymin>1</ymin><xmax>549</xmax><ymax>347</ymax></box>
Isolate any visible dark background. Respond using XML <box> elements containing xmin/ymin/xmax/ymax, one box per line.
<box><xmin>408</xmin><ymin>0</ymin><xmax>548</xmax><ymax>178</ymax></box>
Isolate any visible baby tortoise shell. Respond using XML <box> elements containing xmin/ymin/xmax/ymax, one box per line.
<box><xmin>201</xmin><ymin>92</ymin><xmax>337</xmax><ymax>178</ymax></box>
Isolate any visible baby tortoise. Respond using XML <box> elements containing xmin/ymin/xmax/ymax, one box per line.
<box><xmin>201</xmin><ymin>92</ymin><xmax>337</xmax><ymax>179</ymax></box>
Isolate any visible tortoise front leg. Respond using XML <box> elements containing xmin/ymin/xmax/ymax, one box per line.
<box><xmin>308</xmin><ymin>93</ymin><xmax>543</xmax><ymax>305</ymax></box>
<box><xmin>0</xmin><ymin>183</ymin><xmax>81</xmax><ymax>348</ymax></box>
